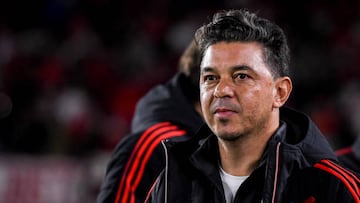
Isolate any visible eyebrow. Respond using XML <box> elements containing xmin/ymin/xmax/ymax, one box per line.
<box><xmin>201</xmin><ymin>65</ymin><xmax>252</xmax><ymax>74</ymax></box>
<box><xmin>231</xmin><ymin>65</ymin><xmax>252</xmax><ymax>72</ymax></box>
<box><xmin>200</xmin><ymin>67</ymin><xmax>214</xmax><ymax>74</ymax></box>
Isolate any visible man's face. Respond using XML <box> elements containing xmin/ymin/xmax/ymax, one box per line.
<box><xmin>199</xmin><ymin>42</ymin><xmax>278</xmax><ymax>141</ymax></box>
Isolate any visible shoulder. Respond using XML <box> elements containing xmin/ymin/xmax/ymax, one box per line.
<box><xmin>104</xmin><ymin>122</ymin><xmax>187</xmax><ymax>173</ymax></box>
<box><xmin>313</xmin><ymin>159</ymin><xmax>360</xmax><ymax>202</ymax></box>
<box><xmin>116</xmin><ymin>122</ymin><xmax>187</xmax><ymax>156</ymax></box>
<box><xmin>312</xmin><ymin>159</ymin><xmax>359</xmax><ymax>196</ymax></box>
<box><xmin>285</xmin><ymin>159</ymin><xmax>360</xmax><ymax>202</ymax></box>
<box><xmin>97</xmin><ymin>122</ymin><xmax>187</xmax><ymax>203</ymax></box>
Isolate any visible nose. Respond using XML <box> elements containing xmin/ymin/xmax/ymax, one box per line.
<box><xmin>214</xmin><ymin>79</ymin><xmax>235</xmax><ymax>98</ymax></box>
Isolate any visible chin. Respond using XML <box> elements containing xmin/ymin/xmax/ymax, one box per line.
<box><xmin>217</xmin><ymin>131</ymin><xmax>241</xmax><ymax>141</ymax></box>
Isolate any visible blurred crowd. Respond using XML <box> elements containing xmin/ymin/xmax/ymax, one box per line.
<box><xmin>0</xmin><ymin>0</ymin><xmax>359</xmax><ymax>202</ymax></box>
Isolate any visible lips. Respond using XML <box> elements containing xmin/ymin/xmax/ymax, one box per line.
<box><xmin>215</xmin><ymin>107</ymin><xmax>235</xmax><ymax>113</ymax></box>
<box><xmin>210</xmin><ymin>100</ymin><xmax>239</xmax><ymax>119</ymax></box>
<box><xmin>210</xmin><ymin>99</ymin><xmax>239</xmax><ymax>115</ymax></box>
<box><xmin>214</xmin><ymin>107</ymin><xmax>237</xmax><ymax>118</ymax></box>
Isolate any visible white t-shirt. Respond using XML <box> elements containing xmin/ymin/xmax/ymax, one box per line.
<box><xmin>219</xmin><ymin>166</ymin><xmax>249</xmax><ymax>203</ymax></box>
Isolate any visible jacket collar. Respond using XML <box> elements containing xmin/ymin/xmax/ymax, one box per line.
<box><xmin>188</xmin><ymin>107</ymin><xmax>338</xmax><ymax>180</ymax></box>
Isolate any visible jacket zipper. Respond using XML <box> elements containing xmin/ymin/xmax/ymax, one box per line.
<box><xmin>161</xmin><ymin>140</ymin><xmax>169</xmax><ymax>203</ymax></box>
<box><xmin>271</xmin><ymin>142</ymin><xmax>281</xmax><ymax>203</ymax></box>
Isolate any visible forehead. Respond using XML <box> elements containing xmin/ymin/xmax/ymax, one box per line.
<box><xmin>201</xmin><ymin>42</ymin><xmax>265</xmax><ymax>70</ymax></box>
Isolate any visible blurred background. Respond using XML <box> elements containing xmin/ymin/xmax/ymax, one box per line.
<box><xmin>0</xmin><ymin>0</ymin><xmax>359</xmax><ymax>202</ymax></box>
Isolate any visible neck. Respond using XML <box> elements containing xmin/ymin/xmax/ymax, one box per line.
<box><xmin>218</xmin><ymin>114</ymin><xmax>279</xmax><ymax>176</ymax></box>
<box><xmin>218</xmin><ymin>137</ymin><xmax>266</xmax><ymax>176</ymax></box>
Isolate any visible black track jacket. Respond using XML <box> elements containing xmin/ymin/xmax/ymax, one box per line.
<box><xmin>96</xmin><ymin>73</ymin><xmax>205</xmax><ymax>203</ymax></box>
<box><xmin>147</xmin><ymin>107</ymin><xmax>360</xmax><ymax>203</ymax></box>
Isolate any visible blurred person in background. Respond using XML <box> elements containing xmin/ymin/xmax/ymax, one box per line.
<box><xmin>337</xmin><ymin>136</ymin><xmax>360</xmax><ymax>173</ymax></box>
<box><xmin>146</xmin><ymin>9</ymin><xmax>360</xmax><ymax>203</ymax></box>
<box><xmin>96</xmin><ymin>39</ymin><xmax>205</xmax><ymax>203</ymax></box>
<box><xmin>335</xmin><ymin>80</ymin><xmax>360</xmax><ymax>173</ymax></box>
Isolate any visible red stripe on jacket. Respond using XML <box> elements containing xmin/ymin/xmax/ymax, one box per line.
<box><xmin>115</xmin><ymin>122</ymin><xmax>186</xmax><ymax>203</ymax></box>
<box><xmin>314</xmin><ymin>159</ymin><xmax>360</xmax><ymax>203</ymax></box>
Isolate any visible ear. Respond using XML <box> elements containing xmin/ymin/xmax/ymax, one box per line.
<box><xmin>273</xmin><ymin>76</ymin><xmax>292</xmax><ymax>108</ymax></box>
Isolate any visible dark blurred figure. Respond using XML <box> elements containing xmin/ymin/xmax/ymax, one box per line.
<box><xmin>335</xmin><ymin>81</ymin><xmax>360</xmax><ymax>172</ymax></box>
<box><xmin>336</xmin><ymin>137</ymin><xmax>360</xmax><ymax>172</ymax></box>
<box><xmin>96</xmin><ymin>39</ymin><xmax>205</xmax><ymax>203</ymax></box>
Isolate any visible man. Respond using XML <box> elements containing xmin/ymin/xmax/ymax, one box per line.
<box><xmin>96</xmin><ymin>40</ymin><xmax>205</xmax><ymax>203</ymax></box>
<box><xmin>147</xmin><ymin>9</ymin><xmax>360</xmax><ymax>203</ymax></box>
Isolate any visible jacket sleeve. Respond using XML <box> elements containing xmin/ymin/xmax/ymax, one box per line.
<box><xmin>96</xmin><ymin>133</ymin><xmax>142</xmax><ymax>203</ymax></box>
<box><xmin>282</xmin><ymin>159</ymin><xmax>360</xmax><ymax>203</ymax></box>
<box><xmin>96</xmin><ymin>131</ymin><xmax>168</xmax><ymax>203</ymax></box>
<box><xmin>312</xmin><ymin>159</ymin><xmax>360</xmax><ymax>203</ymax></box>
<box><xmin>96</xmin><ymin>122</ymin><xmax>186</xmax><ymax>203</ymax></box>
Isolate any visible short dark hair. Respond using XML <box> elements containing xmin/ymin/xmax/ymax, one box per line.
<box><xmin>195</xmin><ymin>9</ymin><xmax>290</xmax><ymax>78</ymax></box>
<box><xmin>178</xmin><ymin>39</ymin><xmax>201</xmax><ymax>85</ymax></box>
<box><xmin>178</xmin><ymin>39</ymin><xmax>201</xmax><ymax>102</ymax></box>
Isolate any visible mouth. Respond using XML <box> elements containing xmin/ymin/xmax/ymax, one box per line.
<box><xmin>210</xmin><ymin>99</ymin><xmax>240</xmax><ymax>119</ymax></box>
<box><xmin>214</xmin><ymin>107</ymin><xmax>237</xmax><ymax>118</ymax></box>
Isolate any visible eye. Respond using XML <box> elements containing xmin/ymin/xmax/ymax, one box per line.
<box><xmin>204</xmin><ymin>75</ymin><xmax>217</xmax><ymax>81</ymax></box>
<box><xmin>235</xmin><ymin>73</ymin><xmax>248</xmax><ymax>80</ymax></box>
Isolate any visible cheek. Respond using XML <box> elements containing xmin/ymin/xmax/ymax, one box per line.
<box><xmin>200</xmin><ymin>85</ymin><xmax>208</xmax><ymax>102</ymax></box>
<box><xmin>200</xmin><ymin>92</ymin><xmax>209</xmax><ymax>109</ymax></box>
<box><xmin>251</xmin><ymin>86</ymin><xmax>275</xmax><ymax>108</ymax></box>
<box><xmin>241</xmin><ymin>86</ymin><xmax>272</xmax><ymax>107</ymax></box>
<box><xmin>200</xmin><ymin>88</ymin><xmax>212</xmax><ymax>113</ymax></box>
